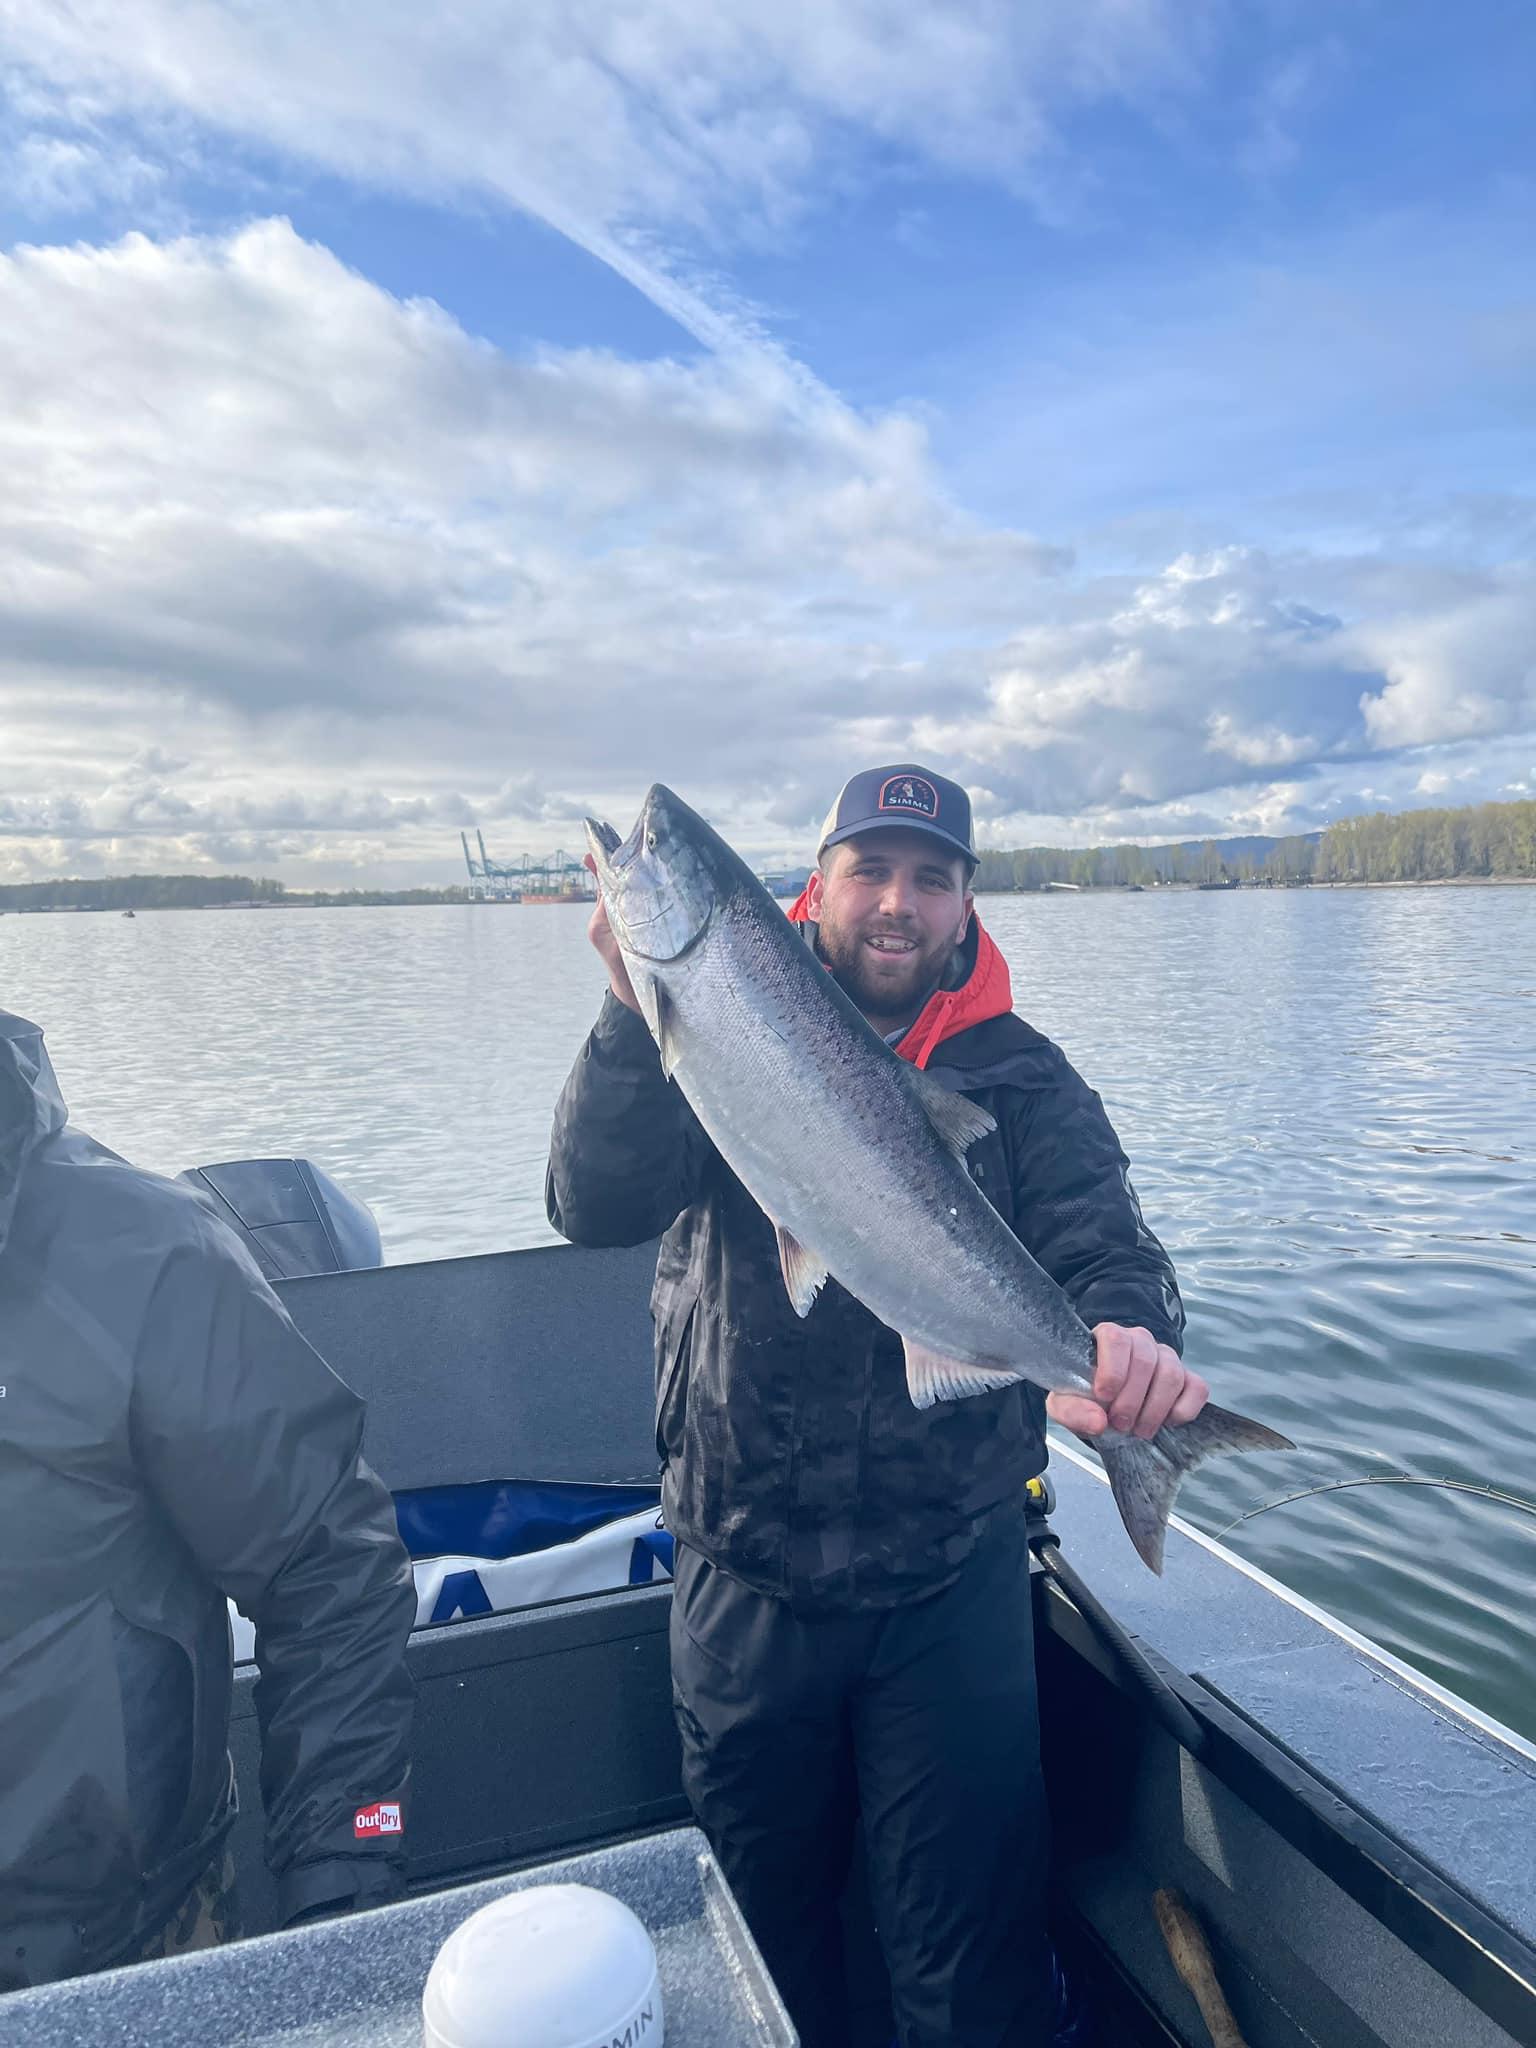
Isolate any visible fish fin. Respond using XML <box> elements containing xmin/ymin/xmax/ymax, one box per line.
<box><xmin>902</xmin><ymin>1336</ymin><xmax>1022</xmax><ymax>1409</ymax></box>
<box><xmin>653</xmin><ymin>983</ymin><xmax>682</xmax><ymax>1081</ymax></box>
<box><xmin>1100</xmin><ymin>1403</ymin><xmax>1295</xmax><ymax>1575</ymax></box>
<box><xmin>776</xmin><ymin>1226</ymin><xmax>829</xmax><ymax>1318</ymax></box>
<box><xmin>907</xmin><ymin>1066</ymin><xmax>997</xmax><ymax>1160</ymax></box>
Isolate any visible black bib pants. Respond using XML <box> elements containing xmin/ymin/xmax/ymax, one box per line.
<box><xmin>670</xmin><ymin>1505</ymin><xmax>1056</xmax><ymax>2048</ymax></box>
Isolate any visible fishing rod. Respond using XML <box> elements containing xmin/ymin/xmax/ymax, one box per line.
<box><xmin>1217</xmin><ymin>1472</ymin><xmax>1536</xmax><ymax>1537</ymax></box>
<box><xmin>1024</xmin><ymin>1476</ymin><xmax>1210</xmax><ymax>1758</ymax></box>
<box><xmin>1023</xmin><ymin>1466</ymin><xmax>1536</xmax><ymax>1778</ymax></box>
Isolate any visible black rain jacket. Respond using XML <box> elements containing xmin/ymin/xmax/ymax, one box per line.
<box><xmin>546</xmin><ymin>920</ymin><xmax>1184</xmax><ymax>1611</ymax></box>
<box><xmin>0</xmin><ymin>1012</ymin><xmax>416</xmax><ymax>1989</ymax></box>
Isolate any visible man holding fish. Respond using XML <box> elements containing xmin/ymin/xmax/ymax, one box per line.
<box><xmin>548</xmin><ymin>764</ymin><xmax>1284</xmax><ymax>2047</ymax></box>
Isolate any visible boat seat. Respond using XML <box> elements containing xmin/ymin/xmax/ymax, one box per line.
<box><xmin>273</xmin><ymin>1239</ymin><xmax>663</xmax><ymax>1491</ymax></box>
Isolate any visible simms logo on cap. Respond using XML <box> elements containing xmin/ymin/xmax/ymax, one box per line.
<box><xmin>354</xmin><ymin>1801</ymin><xmax>403</xmax><ymax>1838</ymax></box>
<box><xmin>877</xmin><ymin>774</ymin><xmax>939</xmax><ymax>820</ymax></box>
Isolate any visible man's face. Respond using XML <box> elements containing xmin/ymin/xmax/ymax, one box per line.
<box><xmin>807</xmin><ymin>829</ymin><xmax>973</xmax><ymax>1026</ymax></box>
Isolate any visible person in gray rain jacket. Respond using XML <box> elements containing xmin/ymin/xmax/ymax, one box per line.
<box><xmin>0</xmin><ymin>1010</ymin><xmax>416</xmax><ymax>1991</ymax></box>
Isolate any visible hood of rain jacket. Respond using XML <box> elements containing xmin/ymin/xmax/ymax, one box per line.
<box><xmin>0</xmin><ymin>1011</ymin><xmax>66</xmax><ymax>1256</ymax></box>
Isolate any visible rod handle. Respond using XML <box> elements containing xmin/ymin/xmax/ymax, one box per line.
<box><xmin>1153</xmin><ymin>1888</ymin><xmax>1249</xmax><ymax>2048</ymax></box>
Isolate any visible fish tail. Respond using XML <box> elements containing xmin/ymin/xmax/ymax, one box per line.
<box><xmin>1100</xmin><ymin>1402</ymin><xmax>1293</xmax><ymax>1574</ymax></box>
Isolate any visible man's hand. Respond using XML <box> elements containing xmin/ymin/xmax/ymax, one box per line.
<box><xmin>1045</xmin><ymin>1324</ymin><xmax>1209</xmax><ymax>1442</ymax></box>
<box><xmin>583</xmin><ymin>855</ymin><xmax>642</xmax><ymax>1013</ymax></box>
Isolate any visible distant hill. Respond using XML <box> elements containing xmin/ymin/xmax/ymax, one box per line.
<box><xmin>759</xmin><ymin>865</ymin><xmax>813</xmax><ymax>897</ymax></box>
<box><xmin>974</xmin><ymin>829</ymin><xmax>1321</xmax><ymax>891</ymax></box>
<box><xmin>1170</xmin><ymin>832</ymin><xmax>1322</xmax><ymax>868</ymax></box>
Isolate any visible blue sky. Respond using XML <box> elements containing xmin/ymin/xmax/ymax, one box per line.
<box><xmin>0</xmin><ymin>0</ymin><xmax>1531</xmax><ymax>884</ymax></box>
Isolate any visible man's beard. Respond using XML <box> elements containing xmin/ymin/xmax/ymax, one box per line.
<box><xmin>815</xmin><ymin>911</ymin><xmax>952</xmax><ymax>1023</ymax></box>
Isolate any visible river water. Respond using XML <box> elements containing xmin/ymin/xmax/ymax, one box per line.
<box><xmin>4</xmin><ymin>886</ymin><xmax>1533</xmax><ymax>1736</ymax></box>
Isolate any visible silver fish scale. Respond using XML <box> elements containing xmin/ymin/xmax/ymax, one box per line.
<box><xmin>650</xmin><ymin>881</ymin><xmax>1094</xmax><ymax>1398</ymax></box>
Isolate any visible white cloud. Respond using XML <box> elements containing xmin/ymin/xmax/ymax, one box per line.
<box><xmin>0</xmin><ymin>219</ymin><xmax>1054</xmax><ymax>878</ymax></box>
<box><xmin>0</xmin><ymin>220</ymin><xmax>1531</xmax><ymax>887</ymax></box>
<box><xmin>1237</xmin><ymin>38</ymin><xmax>1346</xmax><ymax>180</ymax></box>
<box><xmin>2</xmin><ymin>131</ymin><xmax>166</xmax><ymax>213</ymax></box>
<box><xmin>0</xmin><ymin>0</ymin><xmax>1216</xmax><ymax>345</ymax></box>
<box><xmin>0</xmin><ymin>780</ymin><xmax>473</xmax><ymax>840</ymax></box>
<box><xmin>1204</xmin><ymin>713</ymin><xmax>1317</xmax><ymax>768</ymax></box>
<box><xmin>1354</xmin><ymin>581</ymin><xmax>1536</xmax><ymax>748</ymax></box>
<box><xmin>908</xmin><ymin>549</ymin><xmax>1361</xmax><ymax>813</ymax></box>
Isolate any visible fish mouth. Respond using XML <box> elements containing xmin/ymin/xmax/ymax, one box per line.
<box><xmin>584</xmin><ymin>814</ymin><xmax>639</xmax><ymax>881</ymax></box>
<box><xmin>583</xmin><ymin>806</ymin><xmax>713</xmax><ymax>962</ymax></box>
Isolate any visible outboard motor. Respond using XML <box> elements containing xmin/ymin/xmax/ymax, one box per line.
<box><xmin>178</xmin><ymin>1158</ymin><xmax>383</xmax><ymax>1279</ymax></box>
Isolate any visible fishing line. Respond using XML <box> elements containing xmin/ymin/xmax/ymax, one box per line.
<box><xmin>1217</xmin><ymin>1472</ymin><xmax>1536</xmax><ymax>1537</ymax></box>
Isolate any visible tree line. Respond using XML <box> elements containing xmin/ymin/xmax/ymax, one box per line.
<box><xmin>971</xmin><ymin>799</ymin><xmax>1536</xmax><ymax>891</ymax></box>
<box><xmin>0</xmin><ymin>873</ymin><xmax>471</xmax><ymax>911</ymax></box>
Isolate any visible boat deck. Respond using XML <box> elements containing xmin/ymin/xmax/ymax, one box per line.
<box><xmin>4</xmin><ymin>1238</ymin><xmax>1534</xmax><ymax>2046</ymax></box>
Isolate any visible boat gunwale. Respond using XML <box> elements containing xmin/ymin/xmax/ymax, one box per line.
<box><xmin>1047</xmin><ymin>1438</ymin><xmax>1536</xmax><ymax>2045</ymax></box>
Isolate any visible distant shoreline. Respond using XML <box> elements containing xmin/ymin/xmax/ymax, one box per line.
<box><xmin>975</xmin><ymin>874</ymin><xmax>1536</xmax><ymax>896</ymax></box>
<box><xmin>4</xmin><ymin>874</ymin><xmax>1534</xmax><ymax>914</ymax></box>
<box><xmin>1297</xmin><ymin>876</ymin><xmax>1536</xmax><ymax>889</ymax></box>
<box><xmin>0</xmin><ymin>896</ymin><xmax>576</xmax><ymax>913</ymax></box>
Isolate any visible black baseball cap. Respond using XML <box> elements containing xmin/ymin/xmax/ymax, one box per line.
<box><xmin>817</xmin><ymin>763</ymin><xmax>977</xmax><ymax>869</ymax></box>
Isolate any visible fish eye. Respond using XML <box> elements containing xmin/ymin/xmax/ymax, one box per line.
<box><xmin>645</xmin><ymin>831</ymin><xmax>657</xmax><ymax>851</ymax></box>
